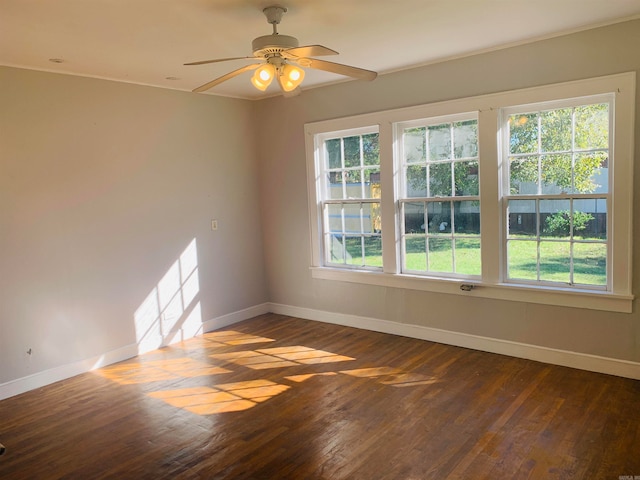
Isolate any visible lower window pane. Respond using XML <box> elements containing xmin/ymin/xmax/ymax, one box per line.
<box><xmin>428</xmin><ymin>238</ymin><xmax>453</xmax><ymax>273</ymax></box>
<box><xmin>343</xmin><ymin>203</ymin><xmax>363</xmax><ymax>234</ymax></box>
<box><xmin>454</xmin><ymin>201</ymin><xmax>480</xmax><ymax>234</ymax></box>
<box><xmin>508</xmin><ymin>200</ymin><xmax>536</xmax><ymax>237</ymax></box>
<box><xmin>541</xmin><ymin>199</ymin><xmax>571</xmax><ymax>239</ymax></box>
<box><xmin>345</xmin><ymin>236</ymin><xmax>364</xmax><ymax>266</ymax></box>
<box><xmin>507</xmin><ymin>240</ymin><xmax>537</xmax><ymax>280</ymax></box>
<box><xmin>455</xmin><ymin>238</ymin><xmax>481</xmax><ymax>275</ymax></box>
<box><xmin>539</xmin><ymin>241</ymin><xmax>570</xmax><ymax>283</ymax></box>
<box><xmin>573</xmin><ymin>199</ymin><xmax>606</xmax><ymax>240</ymax></box>
<box><xmin>427</xmin><ymin>201</ymin><xmax>451</xmax><ymax>234</ymax></box>
<box><xmin>327</xmin><ymin>204</ymin><xmax>342</xmax><ymax>233</ymax></box>
<box><xmin>404</xmin><ymin>202</ymin><xmax>425</xmax><ymax>234</ymax></box>
<box><xmin>404</xmin><ymin>235</ymin><xmax>426</xmax><ymax>271</ymax></box>
<box><xmin>573</xmin><ymin>242</ymin><xmax>607</xmax><ymax>286</ymax></box>
<box><xmin>363</xmin><ymin>236</ymin><xmax>383</xmax><ymax>267</ymax></box>
<box><xmin>327</xmin><ymin>234</ymin><xmax>346</xmax><ymax>264</ymax></box>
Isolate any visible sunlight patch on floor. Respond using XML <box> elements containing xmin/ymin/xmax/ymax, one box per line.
<box><xmin>211</xmin><ymin>346</ymin><xmax>354</xmax><ymax>370</ymax></box>
<box><xmin>147</xmin><ymin>379</ymin><xmax>290</xmax><ymax>414</ymax></box>
<box><xmin>97</xmin><ymin>328</ymin><xmax>436</xmax><ymax>416</ymax></box>
<box><xmin>96</xmin><ymin>358</ymin><xmax>231</xmax><ymax>385</ymax></box>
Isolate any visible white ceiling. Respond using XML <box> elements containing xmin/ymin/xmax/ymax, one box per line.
<box><xmin>2</xmin><ymin>0</ymin><xmax>640</xmax><ymax>100</ymax></box>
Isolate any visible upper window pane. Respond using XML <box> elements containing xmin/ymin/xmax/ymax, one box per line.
<box><xmin>343</xmin><ymin>136</ymin><xmax>361</xmax><ymax>168</ymax></box>
<box><xmin>428</xmin><ymin>124</ymin><xmax>451</xmax><ymax>160</ymax></box>
<box><xmin>323</xmin><ymin>133</ymin><xmax>381</xmax><ymax>200</ymax></box>
<box><xmin>363</xmin><ymin>133</ymin><xmax>380</xmax><ymax>166</ymax></box>
<box><xmin>406</xmin><ymin>165</ymin><xmax>427</xmax><ymax>197</ymax></box>
<box><xmin>404</xmin><ymin>127</ymin><xmax>426</xmax><ymax>164</ymax></box>
<box><xmin>325</xmin><ymin>138</ymin><xmax>341</xmax><ymax>169</ymax></box>
<box><xmin>509</xmin><ymin>113</ymin><xmax>538</xmax><ymax>154</ymax></box>
<box><xmin>575</xmin><ymin>104</ymin><xmax>609</xmax><ymax>150</ymax></box>
<box><xmin>540</xmin><ymin>108</ymin><xmax>572</xmax><ymax>152</ymax></box>
<box><xmin>508</xmin><ymin>102</ymin><xmax>610</xmax><ymax>196</ymax></box>
<box><xmin>402</xmin><ymin>119</ymin><xmax>479</xmax><ymax>200</ymax></box>
<box><xmin>454</xmin><ymin>161</ymin><xmax>479</xmax><ymax>196</ymax></box>
<box><xmin>453</xmin><ymin>120</ymin><xmax>478</xmax><ymax>159</ymax></box>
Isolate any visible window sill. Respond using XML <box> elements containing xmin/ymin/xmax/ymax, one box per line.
<box><xmin>310</xmin><ymin>267</ymin><xmax>634</xmax><ymax>313</ymax></box>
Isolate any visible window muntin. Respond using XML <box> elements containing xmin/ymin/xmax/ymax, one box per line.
<box><xmin>399</xmin><ymin>116</ymin><xmax>480</xmax><ymax>277</ymax></box>
<box><xmin>504</xmin><ymin>100</ymin><xmax>610</xmax><ymax>289</ymax></box>
<box><xmin>319</xmin><ymin>130</ymin><xmax>381</xmax><ymax>269</ymax></box>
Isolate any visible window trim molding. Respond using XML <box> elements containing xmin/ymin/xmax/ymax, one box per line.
<box><xmin>305</xmin><ymin>72</ymin><xmax>635</xmax><ymax>313</ymax></box>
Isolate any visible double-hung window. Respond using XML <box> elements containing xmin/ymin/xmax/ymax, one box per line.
<box><xmin>398</xmin><ymin>114</ymin><xmax>481</xmax><ymax>277</ymax></box>
<box><xmin>305</xmin><ymin>73</ymin><xmax>634</xmax><ymax>312</ymax></box>
<box><xmin>503</xmin><ymin>98</ymin><xmax>611</xmax><ymax>288</ymax></box>
<box><xmin>317</xmin><ymin>128</ymin><xmax>382</xmax><ymax>269</ymax></box>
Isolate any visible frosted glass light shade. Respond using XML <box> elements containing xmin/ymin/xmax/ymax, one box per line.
<box><xmin>278</xmin><ymin>64</ymin><xmax>305</xmax><ymax>92</ymax></box>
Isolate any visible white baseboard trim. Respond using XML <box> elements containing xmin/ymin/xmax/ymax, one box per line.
<box><xmin>0</xmin><ymin>343</ymin><xmax>138</xmax><ymax>401</ymax></box>
<box><xmin>268</xmin><ymin>302</ymin><xmax>640</xmax><ymax>380</ymax></box>
<box><xmin>0</xmin><ymin>302</ymin><xmax>271</xmax><ymax>401</ymax></box>
<box><xmin>202</xmin><ymin>303</ymin><xmax>271</xmax><ymax>332</ymax></box>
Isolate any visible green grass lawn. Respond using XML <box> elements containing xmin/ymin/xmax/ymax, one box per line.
<box><xmin>341</xmin><ymin>235</ymin><xmax>606</xmax><ymax>286</ymax></box>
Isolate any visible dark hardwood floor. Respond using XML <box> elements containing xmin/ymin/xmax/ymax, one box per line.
<box><xmin>1</xmin><ymin>313</ymin><xmax>639</xmax><ymax>479</ymax></box>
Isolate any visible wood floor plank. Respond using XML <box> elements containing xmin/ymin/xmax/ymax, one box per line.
<box><xmin>1</xmin><ymin>313</ymin><xmax>639</xmax><ymax>479</ymax></box>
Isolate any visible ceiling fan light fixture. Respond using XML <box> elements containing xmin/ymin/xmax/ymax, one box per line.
<box><xmin>251</xmin><ymin>63</ymin><xmax>275</xmax><ymax>91</ymax></box>
<box><xmin>187</xmin><ymin>5</ymin><xmax>377</xmax><ymax>95</ymax></box>
<box><xmin>278</xmin><ymin>63</ymin><xmax>305</xmax><ymax>92</ymax></box>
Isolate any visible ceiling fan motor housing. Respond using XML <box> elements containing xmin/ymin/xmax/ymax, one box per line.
<box><xmin>252</xmin><ymin>34</ymin><xmax>299</xmax><ymax>57</ymax></box>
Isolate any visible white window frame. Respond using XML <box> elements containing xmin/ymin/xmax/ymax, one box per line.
<box><xmin>305</xmin><ymin>73</ymin><xmax>635</xmax><ymax>313</ymax></box>
<box><xmin>396</xmin><ymin>112</ymin><xmax>481</xmax><ymax>279</ymax></box>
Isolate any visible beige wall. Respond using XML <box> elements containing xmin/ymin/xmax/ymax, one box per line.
<box><xmin>254</xmin><ymin>20</ymin><xmax>640</xmax><ymax>363</ymax></box>
<box><xmin>0</xmin><ymin>68</ymin><xmax>267</xmax><ymax>384</ymax></box>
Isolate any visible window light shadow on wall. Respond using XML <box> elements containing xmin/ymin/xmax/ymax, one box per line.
<box><xmin>97</xmin><ymin>330</ymin><xmax>439</xmax><ymax>415</ymax></box>
<box><xmin>134</xmin><ymin>239</ymin><xmax>201</xmax><ymax>354</ymax></box>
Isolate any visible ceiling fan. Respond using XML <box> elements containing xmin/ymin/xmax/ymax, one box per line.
<box><xmin>185</xmin><ymin>5</ymin><xmax>377</xmax><ymax>95</ymax></box>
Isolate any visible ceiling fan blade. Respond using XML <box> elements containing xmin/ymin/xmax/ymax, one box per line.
<box><xmin>282</xmin><ymin>45</ymin><xmax>338</xmax><ymax>59</ymax></box>
<box><xmin>303</xmin><ymin>58</ymin><xmax>377</xmax><ymax>81</ymax></box>
<box><xmin>193</xmin><ymin>63</ymin><xmax>261</xmax><ymax>93</ymax></box>
<box><xmin>184</xmin><ymin>56</ymin><xmax>254</xmax><ymax>66</ymax></box>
